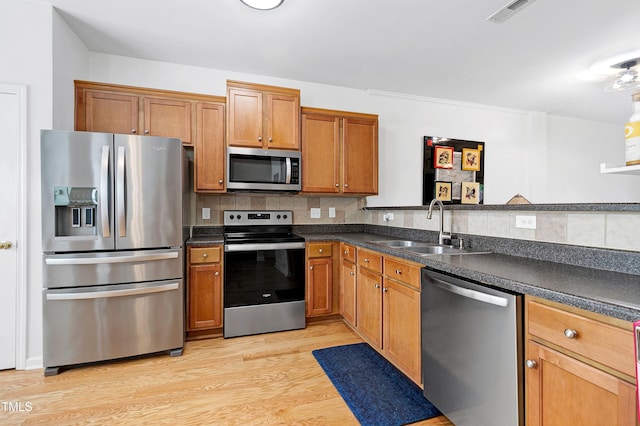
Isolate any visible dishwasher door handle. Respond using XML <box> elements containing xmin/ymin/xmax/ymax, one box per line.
<box><xmin>433</xmin><ymin>279</ymin><xmax>509</xmax><ymax>307</ymax></box>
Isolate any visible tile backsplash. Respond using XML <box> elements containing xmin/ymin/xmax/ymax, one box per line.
<box><xmin>192</xmin><ymin>194</ymin><xmax>640</xmax><ymax>253</ymax></box>
<box><xmin>194</xmin><ymin>194</ymin><xmax>368</xmax><ymax>225</ymax></box>
<box><xmin>370</xmin><ymin>208</ymin><xmax>640</xmax><ymax>253</ymax></box>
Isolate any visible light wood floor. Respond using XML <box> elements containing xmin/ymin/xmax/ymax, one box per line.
<box><xmin>0</xmin><ymin>320</ymin><xmax>452</xmax><ymax>425</ymax></box>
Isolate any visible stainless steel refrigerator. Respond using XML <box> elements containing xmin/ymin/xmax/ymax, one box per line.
<box><xmin>41</xmin><ymin>130</ymin><xmax>185</xmax><ymax>376</ymax></box>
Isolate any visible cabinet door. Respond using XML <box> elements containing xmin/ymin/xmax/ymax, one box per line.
<box><xmin>343</xmin><ymin>117</ymin><xmax>378</xmax><ymax>194</ymax></box>
<box><xmin>83</xmin><ymin>91</ymin><xmax>139</xmax><ymax>134</ymax></box>
<box><xmin>143</xmin><ymin>97</ymin><xmax>193</xmax><ymax>144</ymax></box>
<box><xmin>267</xmin><ymin>93</ymin><xmax>300</xmax><ymax>150</ymax></box>
<box><xmin>356</xmin><ymin>267</ymin><xmax>382</xmax><ymax>349</ymax></box>
<box><xmin>188</xmin><ymin>263</ymin><xmax>222</xmax><ymax>330</ymax></box>
<box><xmin>301</xmin><ymin>113</ymin><xmax>340</xmax><ymax>193</ymax></box>
<box><xmin>227</xmin><ymin>88</ymin><xmax>263</xmax><ymax>148</ymax></box>
<box><xmin>195</xmin><ymin>102</ymin><xmax>226</xmax><ymax>192</ymax></box>
<box><xmin>383</xmin><ymin>279</ymin><xmax>421</xmax><ymax>384</ymax></box>
<box><xmin>307</xmin><ymin>258</ymin><xmax>333</xmax><ymax>317</ymax></box>
<box><xmin>526</xmin><ymin>341</ymin><xmax>636</xmax><ymax>426</ymax></box>
<box><xmin>340</xmin><ymin>259</ymin><xmax>357</xmax><ymax>327</ymax></box>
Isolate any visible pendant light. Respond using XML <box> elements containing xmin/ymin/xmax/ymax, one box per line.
<box><xmin>240</xmin><ymin>0</ymin><xmax>284</xmax><ymax>10</ymax></box>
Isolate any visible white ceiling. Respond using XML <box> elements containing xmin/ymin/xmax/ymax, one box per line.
<box><xmin>51</xmin><ymin>0</ymin><xmax>640</xmax><ymax>123</ymax></box>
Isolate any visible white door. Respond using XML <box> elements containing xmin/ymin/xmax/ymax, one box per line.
<box><xmin>0</xmin><ymin>85</ymin><xmax>24</xmax><ymax>370</ymax></box>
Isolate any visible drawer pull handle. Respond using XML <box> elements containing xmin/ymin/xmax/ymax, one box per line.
<box><xmin>374</xmin><ymin>284</ymin><xmax>381</xmax><ymax>289</ymax></box>
<box><xmin>202</xmin><ymin>253</ymin><xmax>208</xmax><ymax>258</ymax></box>
<box><xmin>395</xmin><ymin>269</ymin><xmax>402</xmax><ymax>274</ymax></box>
<box><xmin>214</xmin><ymin>271</ymin><xmax>219</xmax><ymax>276</ymax></box>
<box><xmin>344</xmin><ymin>250</ymin><xmax>349</xmax><ymax>255</ymax></box>
<box><xmin>525</xmin><ymin>359</ymin><xmax>538</xmax><ymax>369</ymax></box>
<box><xmin>364</xmin><ymin>258</ymin><xmax>370</xmax><ymax>263</ymax></box>
<box><xmin>564</xmin><ymin>329</ymin><xmax>578</xmax><ymax>339</ymax></box>
<box><xmin>318</xmin><ymin>248</ymin><xmax>323</xmax><ymax>253</ymax></box>
<box><xmin>349</xmin><ymin>272</ymin><xmax>355</xmax><ymax>276</ymax></box>
<box><xmin>310</xmin><ymin>266</ymin><xmax>314</xmax><ymax>270</ymax></box>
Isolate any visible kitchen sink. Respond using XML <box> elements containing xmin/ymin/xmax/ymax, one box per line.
<box><xmin>369</xmin><ymin>240</ymin><xmax>435</xmax><ymax>248</ymax></box>
<box><xmin>369</xmin><ymin>239</ymin><xmax>490</xmax><ymax>256</ymax></box>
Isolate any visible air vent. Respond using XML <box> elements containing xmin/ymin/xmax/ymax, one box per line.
<box><xmin>487</xmin><ymin>0</ymin><xmax>537</xmax><ymax>23</ymax></box>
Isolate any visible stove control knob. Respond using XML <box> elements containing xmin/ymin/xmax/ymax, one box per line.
<box><xmin>229</xmin><ymin>215</ymin><xmax>235</xmax><ymax>220</ymax></box>
<box><xmin>283</xmin><ymin>214</ymin><xmax>288</xmax><ymax>219</ymax></box>
<box><xmin>237</xmin><ymin>214</ymin><xmax>242</xmax><ymax>220</ymax></box>
<box><xmin>277</xmin><ymin>215</ymin><xmax>281</xmax><ymax>219</ymax></box>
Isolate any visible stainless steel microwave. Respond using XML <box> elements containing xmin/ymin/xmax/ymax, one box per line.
<box><xmin>226</xmin><ymin>147</ymin><xmax>301</xmax><ymax>192</ymax></box>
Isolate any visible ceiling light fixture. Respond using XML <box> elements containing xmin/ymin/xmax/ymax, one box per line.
<box><xmin>579</xmin><ymin>49</ymin><xmax>640</xmax><ymax>91</ymax></box>
<box><xmin>240</xmin><ymin>0</ymin><xmax>284</xmax><ymax>10</ymax></box>
<box><xmin>604</xmin><ymin>61</ymin><xmax>640</xmax><ymax>92</ymax></box>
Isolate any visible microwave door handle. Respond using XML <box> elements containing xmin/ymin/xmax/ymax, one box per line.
<box><xmin>285</xmin><ymin>157</ymin><xmax>292</xmax><ymax>184</ymax></box>
<box><xmin>116</xmin><ymin>146</ymin><xmax>126</xmax><ymax>237</ymax></box>
<box><xmin>100</xmin><ymin>145</ymin><xmax>110</xmax><ymax>238</ymax></box>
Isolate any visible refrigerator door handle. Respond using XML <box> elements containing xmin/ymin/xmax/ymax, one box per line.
<box><xmin>100</xmin><ymin>145</ymin><xmax>111</xmax><ymax>238</ymax></box>
<box><xmin>116</xmin><ymin>145</ymin><xmax>126</xmax><ymax>237</ymax></box>
<box><xmin>46</xmin><ymin>282</ymin><xmax>180</xmax><ymax>301</ymax></box>
<box><xmin>45</xmin><ymin>251</ymin><xmax>179</xmax><ymax>265</ymax></box>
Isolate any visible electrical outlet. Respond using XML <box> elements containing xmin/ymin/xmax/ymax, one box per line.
<box><xmin>515</xmin><ymin>215</ymin><xmax>536</xmax><ymax>229</ymax></box>
<box><xmin>329</xmin><ymin>207</ymin><xmax>336</xmax><ymax>218</ymax></box>
<box><xmin>310</xmin><ymin>208</ymin><xmax>321</xmax><ymax>219</ymax></box>
<box><xmin>202</xmin><ymin>208</ymin><xmax>210</xmax><ymax>220</ymax></box>
<box><xmin>383</xmin><ymin>213</ymin><xmax>394</xmax><ymax>221</ymax></box>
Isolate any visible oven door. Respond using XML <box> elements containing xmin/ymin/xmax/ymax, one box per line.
<box><xmin>226</xmin><ymin>147</ymin><xmax>301</xmax><ymax>192</ymax></box>
<box><xmin>224</xmin><ymin>241</ymin><xmax>305</xmax><ymax>307</ymax></box>
<box><xmin>223</xmin><ymin>241</ymin><xmax>306</xmax><ymax>338</ymax></box>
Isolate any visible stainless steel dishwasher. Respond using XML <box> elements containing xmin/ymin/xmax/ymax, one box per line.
<box><xmin>421</xmin><ymin>269</ymin><xmax>523</xmax><ymax>426</ymax></box>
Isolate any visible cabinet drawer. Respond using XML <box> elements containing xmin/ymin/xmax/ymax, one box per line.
<box><xmin>384</xmin><ymin>257</ymin><xmax>421</xmax><ymax>290</ymax></box>
<box><xmin>357</xmin><ymin>248</ymin><xmax>382</xmax><ymax>273</ymax></box>
<box><xmin>527</xmin><ymin>300</ymin><xmax>635</xmax><ymax>377</ymax></box>
<box><xmin>341</xmin><ymin>243</ymin><xmax>356</xmax><ymax>263</ymax></box>
<box><xmin>189</xmin><ymin>246</ymin><xmax>221</xmax><ymax>264</ymax></box>
<box><xmin>308</xmin><ymin>242</ymin><xmax>332</xmax><ymax>258</ymax></box>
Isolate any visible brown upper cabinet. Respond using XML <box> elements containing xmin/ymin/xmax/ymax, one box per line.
<box><xmin>75</xmin><ymin>80</ymin><xmax>225</xmax><ymax>147</ymax></box>
<box><xmin>226</xmin><ymin>80</ymin><xmax>300</xmax><ymax>150</ymax></box>
<box><xmin>301</xmin><ymin>107</ymin><xmax>378</xmax><ymax>195</ymax></box>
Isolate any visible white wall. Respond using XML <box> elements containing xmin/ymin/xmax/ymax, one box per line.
<box><xmin>544</xmin><ymin>116</ymin><xmax>636</xmax><ymax>203</ymax></box>
<box><xmin>0</xmin><ymin>0</ymin><xmax>54</xmax><ymax>369</ymax></box>
<box><xmin>53</xmin><ymin>9</ymin><xmax>90</xmax><ymax>130</ymax></box>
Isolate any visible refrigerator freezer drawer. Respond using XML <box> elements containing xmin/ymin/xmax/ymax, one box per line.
<box><xmin>43</xmin><ymin>248</ymin><xmax>183</xmax><ymax>289</ymax></box>
<box><xmin>43</xmin><ymin>280</ymin><xmax>184</xmax><ymax>370</ymax></box>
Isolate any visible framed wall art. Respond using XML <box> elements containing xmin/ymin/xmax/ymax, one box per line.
<box><xmin>434</xmin><ymin>181</ymin><xmax>452</xmax><ymax>202</ymax></box>
<box><xmin>423</xmin><ymin>136</ymin><xmax>485</xmax><ymax>205</ymax></box>
<box><xmin>461</xmin><ymin>182</ymin><xmax>480</xmax><ymax>204</ymax></box>
<box><xmin>461</xmin><ymin>148</ymin><xmax>481</xmax><ymax>171</ymax></box>
<box><xmin>433</xmin><ymin>146</ymin><xmax>454</xmax><ymax>169</ymax></box>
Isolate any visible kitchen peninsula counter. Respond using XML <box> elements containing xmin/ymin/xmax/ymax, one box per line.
<box><xmin>300</xmin><ymin>231</ymin><xmax>640</xmax><ymax>322</ymax></box>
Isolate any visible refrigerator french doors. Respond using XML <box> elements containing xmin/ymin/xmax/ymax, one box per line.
<box><xmin>40</xmin><ymin>130</ymin><xmax>185</xmax><ymax>375</ymax></box>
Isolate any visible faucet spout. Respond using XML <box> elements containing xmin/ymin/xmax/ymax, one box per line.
<box><xmin>427</xmin><ymin>199</ymin><xmax>451</xmax><ymax>245</ymax></box>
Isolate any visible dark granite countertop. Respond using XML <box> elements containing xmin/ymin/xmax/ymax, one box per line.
<box><xmin>186</xmin><ymin>234</ymin><xmax>224</xmax><ymax>246</ymax></box>
<box><xmin>300</xmin><ymin>232</ymin><xmax>640</xmax><ymax>322</ymax></box>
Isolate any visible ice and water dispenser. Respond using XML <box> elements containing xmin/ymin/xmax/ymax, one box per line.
<box><xmin>54</xmin><ymin>186</ymin><xmax>98</xmax><ymax>237</ymax></box>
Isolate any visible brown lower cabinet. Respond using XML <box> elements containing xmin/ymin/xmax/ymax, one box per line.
<box><xmin>347</xmin><ymin>246</ymin><xmax>422</xmax><ymax>385</ymax></box>
<box><xmin>186</xmin><ymin>245</ymin><xmax>223</xmax><ymax>339</ymax></box>
<box><xmin>306</xmin><ymin>242</ymin><xmax>340</xmax><ymax>317</ymax></box>
<box><xmin>525</xmin><ymin>296</ymin><xmax>637</xmax><ymax>425</ymax></box>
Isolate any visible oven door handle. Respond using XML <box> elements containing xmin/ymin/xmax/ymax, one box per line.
<box><xmin>225</xmin><ymin>241</ymin><xmax>306</xmax><ymax>252</ymax></box>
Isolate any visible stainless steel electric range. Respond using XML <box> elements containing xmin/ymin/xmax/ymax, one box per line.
<box><xmin>223</xmin><ymin>210</ymin><xmax>306</xmax><ymax>338</ymax></box>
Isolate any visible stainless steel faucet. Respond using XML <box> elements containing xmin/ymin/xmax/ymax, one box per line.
<box><xmin>427</xmin><ymin>199</ymin><xmax>451</xmax><ymax>245</ymax></box>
